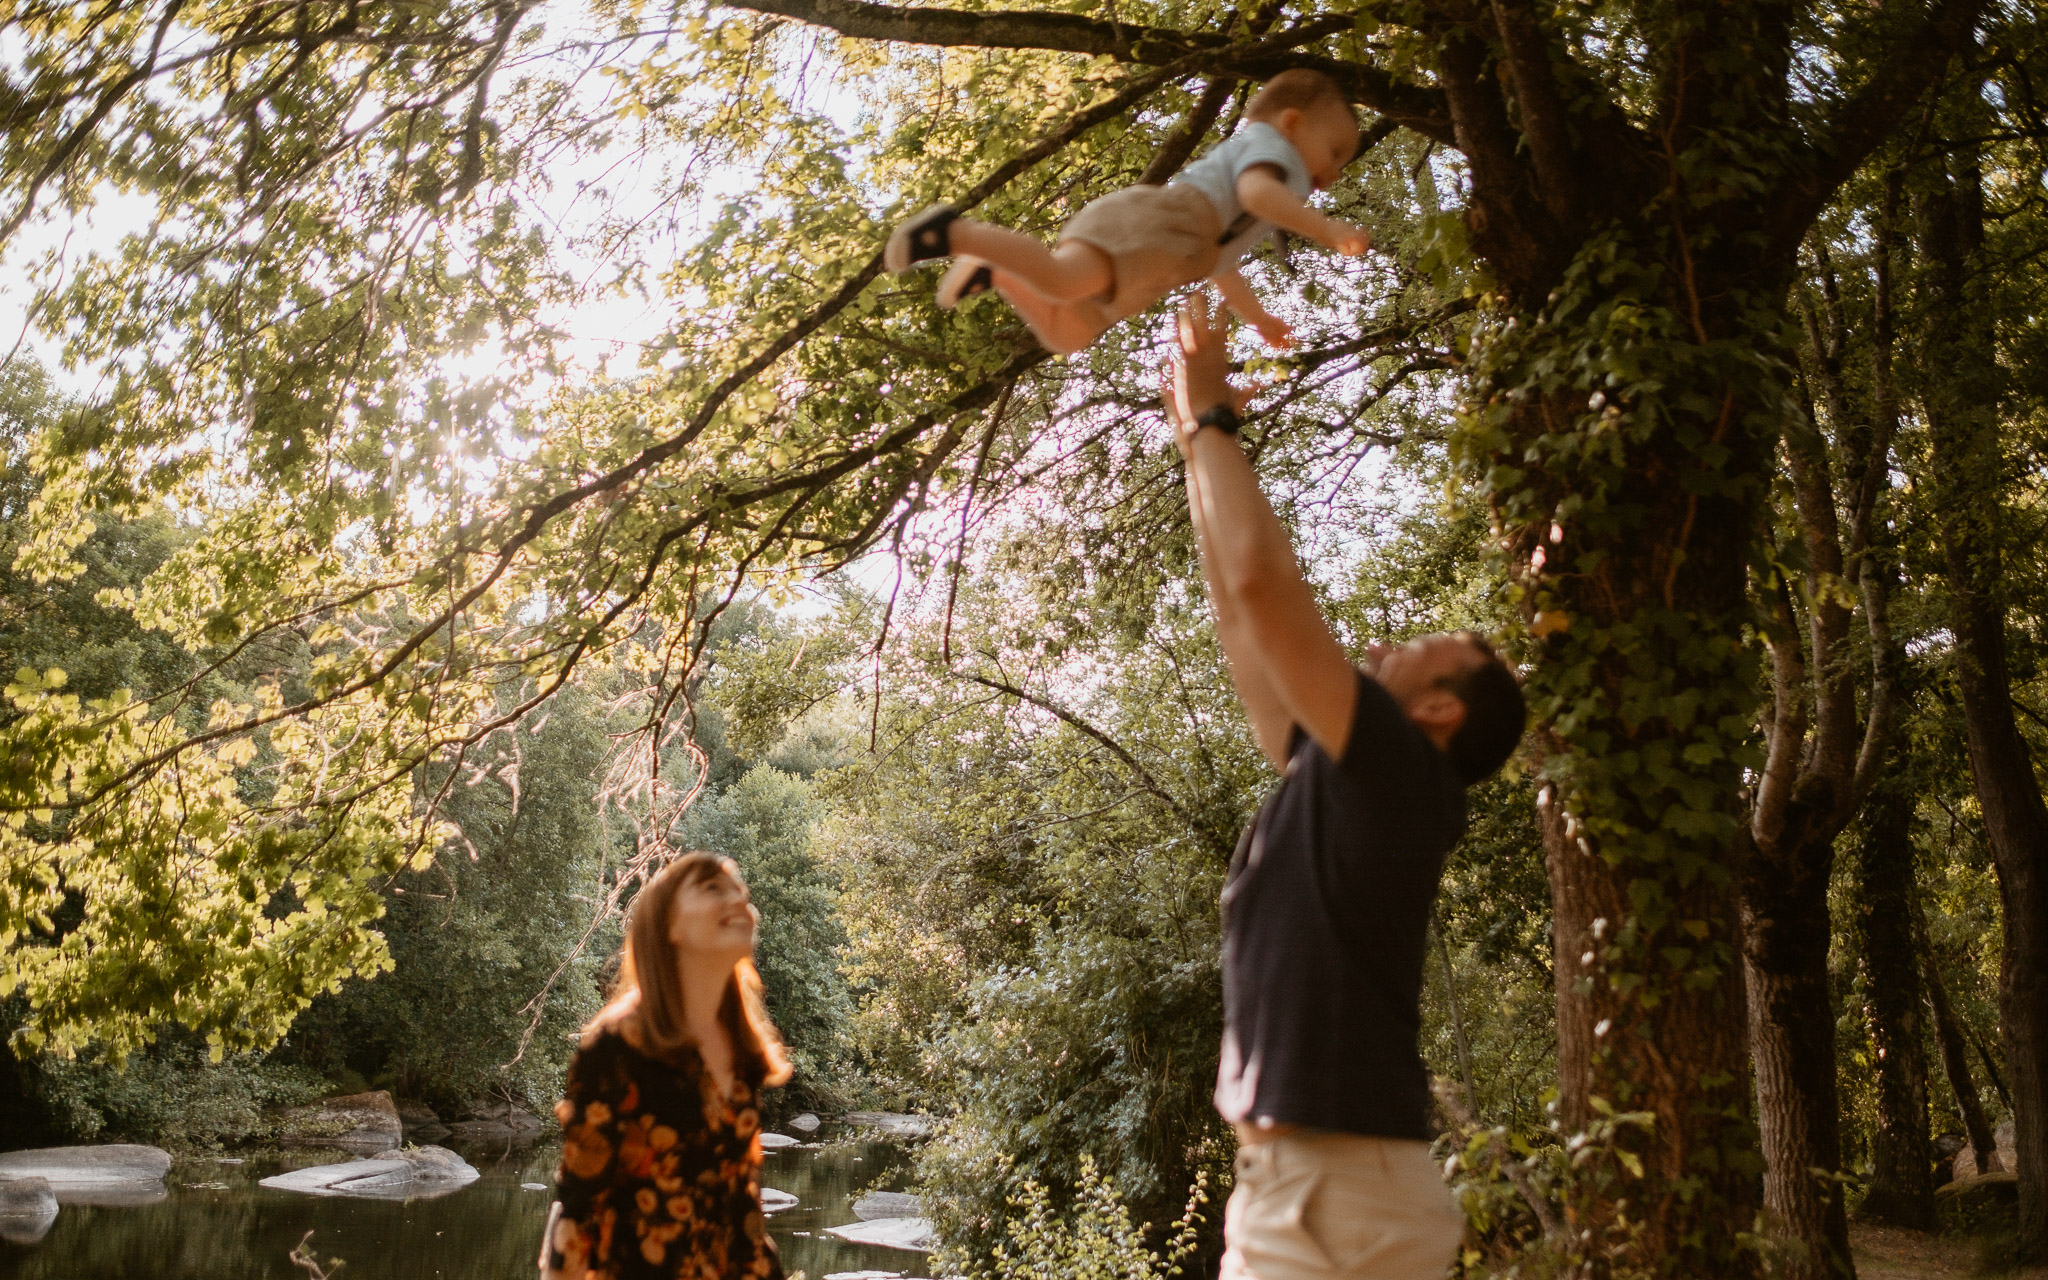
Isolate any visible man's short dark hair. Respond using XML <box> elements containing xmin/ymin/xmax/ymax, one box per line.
<box><xmin>1439</xmin><ymin>633</ymin><xmax>1526</xmax><ymax>786</ymax></box>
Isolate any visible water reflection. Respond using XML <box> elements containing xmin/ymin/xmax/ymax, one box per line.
<box><xmin>0</xmin><ymin>1135</ymin><xmax>921</xmax><ymax>1280</ymax></box>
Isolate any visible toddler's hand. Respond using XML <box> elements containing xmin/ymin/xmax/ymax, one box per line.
<box><xmin>1254</xmin><ymin>315</ymin><xmax>1295</xmax><ymax>350</ymax></box>
<box><xmin>1326</xmin><ymin>221</ymin><xmax>1372</xmax><ymax>256</ymax></box>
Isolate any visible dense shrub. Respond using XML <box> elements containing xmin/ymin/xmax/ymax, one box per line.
<box><xmin>20</xmin><ymin>1036</ymin><xmax>330</xmax><ymax>1149</ymax></box>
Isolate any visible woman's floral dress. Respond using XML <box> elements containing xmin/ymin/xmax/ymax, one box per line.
<box><xmin>549</xmin><ymin>1029</ymin><xmax>783</xmax><ymax>1280</ymax></box>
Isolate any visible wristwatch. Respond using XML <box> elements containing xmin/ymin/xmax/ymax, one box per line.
<box><xmin>1193</xmin><ymin>404</ymin><xmax>1241</xmax><ymax>436</ymax></box>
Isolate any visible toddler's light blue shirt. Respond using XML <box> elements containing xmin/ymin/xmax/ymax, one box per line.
<box><xmin>1172</xmin><ymin>121</ymin><xmax>1314</xmax><ymax>267</ymax></box>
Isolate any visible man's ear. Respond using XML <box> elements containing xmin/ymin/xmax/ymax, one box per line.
<box><xmin>1411</xmin><ymin>690</ymin><xmax>1467</xmax><ymax>741</ymax></box>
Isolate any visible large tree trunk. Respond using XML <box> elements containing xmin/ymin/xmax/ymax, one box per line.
<box><xmin>1491</xmin><ymin>254</ymin><xmax>1777</xmax><ymax>1270</ymax></box>
<box><xmin>1450</xmin><ymin>26</ymin><xmax>1794</xmax><ymax>1273</ymax></box>
<box><xmin>1915</xmin><ymin>134</ymin><xmax>2048</xmax><ymax>1261</ymax></box>
<box><xmin>1855</xmin><ymin>775</ymin><xmax>1935</xmax><ymax>1228</ymax></box>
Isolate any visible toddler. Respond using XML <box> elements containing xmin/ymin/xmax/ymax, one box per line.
<box><xmin>884</xmin><ymin>69</ymin><xmax>1372</xmax><ymax>354</ymax></box>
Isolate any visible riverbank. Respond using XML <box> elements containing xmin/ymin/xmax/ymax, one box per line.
<box><xmin>0</xmin><ymin>1130</ymin><xmax>923</xmax><ymax>1279</ymax></box>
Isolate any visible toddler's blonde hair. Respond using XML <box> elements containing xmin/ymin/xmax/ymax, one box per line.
<box><xmin>1246</xmin><ymin>69</ymin><xmax>1357</xmax><ymax>126</ymax></box>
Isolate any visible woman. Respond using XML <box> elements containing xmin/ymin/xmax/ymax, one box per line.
<box><xmin>540</xmin><ymin>852</ymin><xmax>793</xmax><ymax>1280</ymax></box>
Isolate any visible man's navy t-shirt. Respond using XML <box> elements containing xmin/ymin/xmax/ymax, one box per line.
<box><xmin>1214</xmin><ymin>669</ymin><xmax>1467</xmax><ymax>1139</ymax></box>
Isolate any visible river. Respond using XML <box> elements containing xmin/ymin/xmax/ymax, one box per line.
<box><xmin>0</xmin><ymin>1129</ymin><xmax>923</xmax><ymax>1279</ymax></box>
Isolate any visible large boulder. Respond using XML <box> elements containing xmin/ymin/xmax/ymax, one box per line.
<box><xmin>280</xmin><ymin>1090</ymin><xmax>404</xmax><ymax>1150</ymax></box>
<box><xmin>1932</xmin><ymin>1131</ymin><xmax>1967</xmax><ymax>1185</ymax></box>
<box><xmin>0</xmin><ymin>1175</ymin><xmax>59</xmax><ymax>1245</ymax></box>
<box><xmin>1948</xmin><ymin>1119</ymin><xmax>2021</xmax><ymax>1182</ymax></box>
<box><xmin>1936</xmin><ymin>1170</ymin><xmax>2018</xmax><ymax>1236</ymax></box>
<box><xmin>259</xmin><ymin>1146</ymin><xmax>480</xmax><ymax>1201</ymax></box>
<box><xmin>0</xmin><ymin>1144</ymin><xmax>171</xmax><ymax>1206</ymax></box>
<box><xmin>824</xmin><ymin>1217</ymin><xmax>937</xmax><ymax>1252</ymax></box>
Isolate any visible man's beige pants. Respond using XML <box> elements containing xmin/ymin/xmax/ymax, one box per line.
<box><xmin>1219</xmin><ymin>1131</ymin><xmax>1465</xmax><ymax>1280</ymax></box>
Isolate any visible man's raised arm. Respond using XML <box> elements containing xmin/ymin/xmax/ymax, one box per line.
<box><xmin>1166</xmin><ymin>295</ymin><xmax>1358</xmax><ymax>767</ymax></box>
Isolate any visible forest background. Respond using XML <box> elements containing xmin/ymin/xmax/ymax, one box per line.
<box><xmin>0</xmin><ymin>1</ymin><xmax>2043</xmax><ymax>1278</ymax></box>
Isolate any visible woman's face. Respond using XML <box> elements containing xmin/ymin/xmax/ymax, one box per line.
<box><xmin>666</xmin><ymin>861</ymin><xmax>759</xmax><ymax>968</ymax></box>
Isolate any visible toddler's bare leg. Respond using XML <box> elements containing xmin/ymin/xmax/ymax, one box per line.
<box><xmin>949</xmin><ymin>221</ymin><xmax>1114</xmax><ymax>302</ymax></box>
<box><xmin>991</xmin><ymin>268</ymin><xmax>1112</xmax><ymax>354</ymax></box>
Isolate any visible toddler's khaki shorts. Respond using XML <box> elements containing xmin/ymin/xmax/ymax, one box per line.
<box><xmin>1059</xmin><ymin>184</ymin><xmax>1224</xmax><ymax>318</ymax></box>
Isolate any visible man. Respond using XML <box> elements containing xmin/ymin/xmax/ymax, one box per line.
<box><xmin>1164</xmin><ymin>295</ymin><xmax>1527</xmax><ymax>1280</ymax></box>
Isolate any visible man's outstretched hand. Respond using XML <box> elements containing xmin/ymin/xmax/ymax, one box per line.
<box><xmin>1163</xmin><ymin>294</ymin><xmax>1255</xmax><ymax>458</ymax></box>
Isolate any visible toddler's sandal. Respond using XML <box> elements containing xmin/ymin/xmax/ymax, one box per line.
<box><xmin>937</xmin><ymin>258</ymin><xmax>995</xmax><ymax>309</ymax></box>
<box><xmin>885</xmin><ymin>204</ymin><xmax>960</xmax><ymax>272</ymax></box>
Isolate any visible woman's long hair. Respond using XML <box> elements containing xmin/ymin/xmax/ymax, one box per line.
<box><xmin>586</xmin><ymin>852</ymin><xmax>792</xmax><ymax>1088</ymax></box>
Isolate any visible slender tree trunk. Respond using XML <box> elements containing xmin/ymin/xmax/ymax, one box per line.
<box><xmin>1734</xmin><ymin>232</ymin><xmax>1907</xmax><ymax>1278</ymax></box>
<box><xmin>1435</xmin><ymin>919</ymin><xmax>1481</xmax><ymax>1117</ymax></box>
<box><xmin>1964</xmin><ymin>1014</ymin><xmax>2014</xmax><ymax>1113</ymax></box>
<box><xmin>1920</xmin><ymin>911</ymin><xmax>2002</xmax><ymax>1175</ymax></box>
<box><xmin>1745</xmin><ymin>826</ymin><xmax>1856</xmax><ymax>1275</ymax></box>
<box><xmin>1915</xmin><ymin>135</ymin><xmax>2048</xmax><ymax>1260</ymax></box>
<box><xmin>1855</xmin><ymin>775</ymin><xmax>1935</xmax><ymax>1227</ymax></box>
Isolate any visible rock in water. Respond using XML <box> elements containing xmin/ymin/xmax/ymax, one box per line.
<box><xmin>823</xmin><ymin>1217</ymin><xmax>937</xmax><ymax>1252</ymax></box>
<box><xmin>0</xmin><ymin>1145</ymin><xmax>172</xmax><ymax>1206</ymax></box>
<box><xmin>759</xmin><ymin>1132</ymin><xmax>802</xmax><ymax>1150</ymax></box>
<box><xmin>396</xmin><ymin>1099</ymin><xmax>453</xmax><ymax>1142</ymax></box>
<box><xmin>853</xmin><ymin>1192</ymin><xmax>922</xmax><ymax>1221</ymax></box>
<box><xmin>789</xmin><ymin>1112</ymin><xmax>821</xmax><ymax>1133</ymax></box>
<box><xmin>260</xmin><ymin>1146</ymin><xmax>480</xmax><ymax>1200</ymax></box>
<box><xmin>761</xmin><ymin>1187</ymin><xmax>798</xmax><ymax>1213</ymax></box>
<box><xmin>0</xmin><ymin>1176</ymin><xmax>59</xmax><ymax>1245</ymax></box>
<box><xmin>842</xmin><ymin>1112</ymin><xmax>936</xmax><ymax>1138</ymax></box>
<box><xmin>280</xmin><ymin>1090</ymin><xmax>405</xmax><ymax>1151</ymax></box>
<box><xmin>396</xmin><ymin>1099</ymin><xmax>439</xmax><ymax>1126</ymax></box>
<box><xmin>394</xmin><ymin>1145</ymin><xmax>477</xmax><ymax>1182</ymax></box>
<box><xmin>447</xmin><ymin>1100</ymin><xmax>549</xmax><ymax>1142</ymax></box>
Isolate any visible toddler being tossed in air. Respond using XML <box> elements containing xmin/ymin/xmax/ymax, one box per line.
<box><xmin>884</xmin><ymin>69</ymin><xmax>1372</xmax><ymax>354</ymax></box>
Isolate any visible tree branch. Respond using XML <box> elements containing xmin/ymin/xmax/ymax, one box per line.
<box><xmin>1136</xmin><ymin>74</ymin><xmax>1240</xmax><ymax>186</ymax></box>
<box><xmin>1753</xmin><ymin>569</ymin><xmax>1809</xmax><ymax>848</ymax></box>
<box><xmin>958</xmin><ymin>671</ymin><xmax>1200</xmax><ymax>832</ymax></box>
<box><xmin>0</xmin><ymin>0</ymin><xmax>187</xmax><ymax>247</ymax></box>
<box><xmin>1436</xmin><ymin>25</ymin><xmax>1561</xmax><ymax>298</ymax></box>
<box><xmin>1486</xmin><ymin>0</ymin><xmax>1582</xmax><ymax>227</ymax></box>
<box><xmin>1769</xmin><ymin>0</ymin><xmax>1988</xmax><ymax>256</ymax></box>
<box><xmin>719</xmin><ymin>0</ymin><xmax>1454</xmax><ymax>140</ymax></box>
